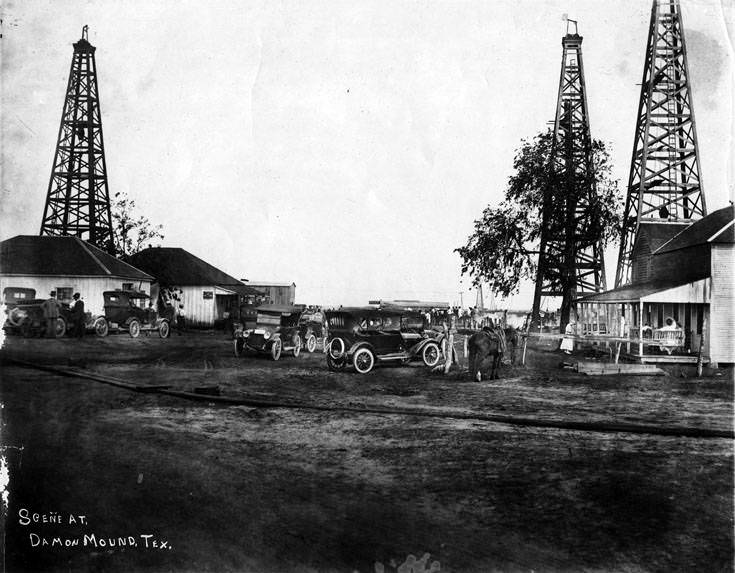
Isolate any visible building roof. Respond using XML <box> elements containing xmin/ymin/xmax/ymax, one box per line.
<box><xmin>243</xmin><ymin>281</ymin><xmax>296</xmax><ymax>288</ymax></box>
<box><xmin>0</xmin><ymin>235</ymin><xmax>152</xmax><ymax>280</ymax></box>
<box><xmin>130</xmin><ymin>247</ymin><xmax>263</xmax><ymax>295</ymax></box>
<box><xmin>634</xmin><ymin>221</ymin><xmax>691</xmax><ymax>252</ymax></box>
<box><xmin>655</xmin><ymin>205</ymin><xmax>735</xmax><ymax>254</ymax></box>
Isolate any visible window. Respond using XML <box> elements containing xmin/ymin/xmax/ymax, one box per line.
<box><xmin>56</xmin><ymin>287</ymin><xmax>73</xmax><ymax>302</ymax></box>
<box><xmin>122</xmin><ymin>283</ymin><xmax>134</xmax><ymax>291</ymax></box>
<box><xmin>203</xmin><ymin>291</ymin><xmax>213</xmax><ymax>300</ymax></box>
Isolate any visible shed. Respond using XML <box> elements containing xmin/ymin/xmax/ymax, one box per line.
<box><xmin>0</xmin><ymin>235</ymin><xmax>152</xmax><ymax>316</ymax></box>
<box><xmin>130</xmin><ymin>247</ymin><xmax>264</xmax><ymax>328</ymax></box>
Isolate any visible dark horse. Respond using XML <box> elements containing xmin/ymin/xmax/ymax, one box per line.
<box><xmin>468</xmin><ymin>326</ymin><xmax>518</xmax><ymax>381</ymax></box>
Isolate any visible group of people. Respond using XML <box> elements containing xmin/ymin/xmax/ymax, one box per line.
<box><xmin>40</xmin><ymin>291</ymin><xmax>86</xmax><ymax>338</ymax></box>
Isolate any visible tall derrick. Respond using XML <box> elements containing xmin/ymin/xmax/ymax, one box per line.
<box><xmin>531</xmin><ymin>20</ymin><xmax>606</xmax><ymax>329</ymax></box>
<box><xmin>40</xmin><ymin>26</ymin><xmax>115</xmax><ymax>253</ymax></box>
<box><xmin>615</xmin><ymin>0</ymin><xmax>706</xmax><ymax>287</ymax></box>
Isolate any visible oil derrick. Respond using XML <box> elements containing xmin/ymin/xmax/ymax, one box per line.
<box><xmin>531</xmin><ymin>20</ymin><xmax>606</xmax><ymax>329</ymax></box>
<box><xmin>615</xmin><ymin>0</ymin><xmax>706</xmax><ymax>287</ymax></box>
<box><xmin>40</xmin><ymin>26</ymin><xmax>115</xmax><ymax>253</ymax></box>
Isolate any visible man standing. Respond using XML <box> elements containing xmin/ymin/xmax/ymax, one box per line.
<box><xmin>40</xmin><ymin>291</ymin><xmax>61</xmax><ymax>338</ymax></box>
<box><xmin>71</xmin><ymin>293</ymin><xmax>85</xmax><ymax>338</ymax></box>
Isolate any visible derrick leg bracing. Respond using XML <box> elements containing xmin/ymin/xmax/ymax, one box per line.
<box><xmin>40</xmin><ymin>26</ymin><xmax>115</xmax><ymax>254</ymax></box>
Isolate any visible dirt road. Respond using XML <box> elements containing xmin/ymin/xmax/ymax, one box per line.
<box><xmin>1</xmin><ymin>332</ymin><xmax>732</xmax><ymax>572</ymax></box>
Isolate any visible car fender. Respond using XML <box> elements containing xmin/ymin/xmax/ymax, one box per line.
<box><xmin>408</xmin><ymin>337</ymin><xmax>436</xmax><ymax>356</ymax></box>
<box><xmin>347</xmin><ymin>340</ymin><xmax>375</xmax><ymax>357</ymax></box>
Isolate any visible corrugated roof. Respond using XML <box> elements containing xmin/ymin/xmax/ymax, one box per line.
<box><xmin>655</xmin><ymin>205</ymin><xmax>734</xmax><ymax>253</ymax></box>
<box><xmin>0</xmin><ymin>235</ymin><xmax>152</xmax><ymax>280</ymax></box>
<box><xmin>130</xmin><ymin>247</ymin><xmax>262</xmax><ymax>295</ymax></box>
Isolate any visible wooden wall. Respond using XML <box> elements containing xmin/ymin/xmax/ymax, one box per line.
<box><xmin>0</xmin><ymin>276</ymin><xmax>151</xmax><ymax>317</ymax></box>
<box><xmin>710</xmin><ymin>245</ymin><xmax>735</xmax><ymax>363</ymax></box>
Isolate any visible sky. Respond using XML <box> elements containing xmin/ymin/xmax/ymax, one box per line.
<box><xmin>1</xmin><ymin>0</ymin><xmax>733</xmax><ymax>308</ymax></box>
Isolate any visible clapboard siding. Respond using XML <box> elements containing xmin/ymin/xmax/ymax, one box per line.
<box><xmin>178</xmin><ymin>286</ymin><xmax>216</xmax><ymax>328</ymax></box>
<box><xmin>710</xmin><ymin>245</ymin><xmax>735</xmax><ymax>363</ymax></box>
<box><xmin>0</xmin><ymin>276</ymin><xmax>151</xmax><ymax>317</ymax></box>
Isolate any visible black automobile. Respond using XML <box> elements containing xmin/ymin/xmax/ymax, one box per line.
<box><xmin>324</xmin><ymin>307</ymin><xmax>442</xmax><ymax>374</ymax></box>
<box><xmin>298</xmin><ymin>309</ymin><xmax>326</xmax><ymax>353</ymax></box>
<box><xmin>233</xmin><ymin>305</ymin><xmax>303</xmax><ymax>361</ymax></box>
<box><xmin>95</xmin><ymin>290</ymin><xmax>170</xmax><ymax>338</ymax></box>
<box><xmin>2</xmin><ymin>287</ymin><xmax>77</xmax><ymax>337</ymax></box>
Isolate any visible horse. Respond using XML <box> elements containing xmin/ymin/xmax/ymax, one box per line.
<box><xmin>468</xmin><ymin>328</ymin><xmax>504</xmax><ymax>381</ymax></box>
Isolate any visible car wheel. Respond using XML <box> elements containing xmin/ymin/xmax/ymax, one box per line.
<box><xmin>352</xmin><ymin>347</ymin><xmax>375</xmax><ymax>374</ymax></box>
<box><xmin>94</xmin><ymin>317</ymin><xmax>109</xmax><ymax>337</ymax></box>
<box><xmin>292</xmin><ymin>334</ymin><xmax>301</xmax><ymax>357</ymax></box>
<box><xmin>128</xmin><ymin>319</ymin><xmax>141</xmax><ymax>338</ymax></box>
<box><xmin>234</xmin><ymin>337</ymin><xmax>244</xmax><ymax>358</ymax></box>
<box><xmin>8</xmin><ymin>307</ymin><xmax>24</xmax><ymax>327</ymax></box>
<box><xmin>306</xmin><ymin>334</ymin><xmax>317</xmax><ymax>353</ymax></box>
<box><xmin>158</xmin><ymin>320</ymin><xmax>170</xmax><ymax>339</ymax></box>
<box><xmin>270</xmin><ymin>338</ymin><xmax>282</xmax><ymax>361</ymax></box>
<box><xmin>326</xmin><ymin>351</ymin><xmax>346</xmax><ymax>371</ymax></box>
<box><xmin>56</xmin><ymin>317</ymin><xmax>67</xmax><ymax>338</ymax></box>
<box><xmin>328</xmin><ymin>337</ymin><xmax>345</xmax><ymax>360</ymax></box>
<box><xmin>422</xmin><ymin>341</ymin><xmax>441</xmax><ymax>367</ymax></box>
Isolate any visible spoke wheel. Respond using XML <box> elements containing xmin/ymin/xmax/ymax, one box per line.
<box><xmin>128</xmin><ymin>319</ymin><xmax>141</xmax><ymax>338</ymax></box>
<box><xmin>306</xmin><ymin>334</ymin><xmax>317</xmax><ymax>353</ymax></box>
<box><xmin>158</xmin><ymin>320</ymin><xmax>170</xmax><ymax>338</ymax></box>
<box><xmin>352</xmin><ymin>347</ymin><xmax>375</xmax><ymax>374</ymax></box>
<box><xmin>270</xmin><ymin>338</ymin><xmax>282</xmax><ymax>361</ymax></box>
<box><xmin>55</xmin><ymin>317</ymin><xmax>67</xmax><ymax>338</ymax></box>
<box><xmin>293</xmin><ymin>334</ymin><xmax>302</xmax><ymax>357</ymax></box>
<box><xmin>94</xmin><ymin>317</ymin><xmax>109</xmax><ymax>337</ymax></box>
<box><xmin>422</xmin><ymin>342</ymin><xmax>441</xmax><ymax>367</ymax></box>
<box><xmin>327</xmin><ymin>351</ymin><xmax>347</xmax><ymax>371</ymax></box>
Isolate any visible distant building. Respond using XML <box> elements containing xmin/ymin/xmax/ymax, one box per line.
<box><xmin>0</xmin><ymin>235</ymin><xmax>152</xmax><ymax>316</ymax></box>
<box><xmin>131</xmin><ymin>247</ymin><xmax>264</xmax><ymax>328</ymax></box>
<box><xmin>578</xmin><ymin>205</ymin><xmax>734</xmax><ymax>365</ymax></box>
<box><xmin>242</xmin><ymin>281</ymin><xmax>296</xmax><ymax>306</ymax></box>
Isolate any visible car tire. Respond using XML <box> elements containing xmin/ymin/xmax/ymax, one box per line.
<box><xmin>129</xmin><ymin>319</ymin><xmax>141</xmax><ymax>338</ymax></box>
<box><xmin>292</xmin><ymin>334</ymin><xmax>301</xmax><ymax>357</ymax></box>
<box><xmin>56</xmin><ymin>317</ymin><xmax>67</xmax><ymax>338</ymax></box>
<box><xmin>327</xmin><ymin>351</ymin><xmax>346</xmax><ymax>371</ymax></box>
<box><xmin>306</xmin><ymin>334</ymin><xmax>317</xmax><ymax>353</ymax></box>
<box><xmin>158</xmin><ymin>320</ymin><xmax>170</xmax><ymax>339</ymax></box>
<box><xmin>8</xmin><ymin>307</ymin><xmax>24</xmax><ymax>327</ymax></box>
<box><xmin>94</xmin><ymin>317</ymin><xmax>109</xmax><ymax>337</ymax></box>
<box><xmin>328</xmin><ymin>337</ymin><xmax>345</xmax><ymax>360</ymax></box>
<box><xmin>352</xmin><ymin>347</ymin><xmax>375</xmax><ymax>374</ymax></box>
<box><xmin>270</xmin><ymin>338</ymin><xmax>282</xmax><ymax>361</ymax></box>
<box><xmin>234</xmin><ymin>337</ymin><xmax>244</xmax><ymax>358</ymax></box>
<box><xmin>422</xmin><ymin>341</ymin><xmax>441</xmax><ymax>367</ymax></box>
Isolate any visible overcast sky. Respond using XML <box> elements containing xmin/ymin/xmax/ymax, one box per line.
<box><xmin>1</xmin><ymin>0</ymin><xmax>733</xmax><ymax>308</ymax></box>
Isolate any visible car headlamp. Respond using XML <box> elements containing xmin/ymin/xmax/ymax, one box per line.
<box><xmin>263</xmin><ymin>331</ymin><xmax>271</xmax><ymax>340</ymax></box>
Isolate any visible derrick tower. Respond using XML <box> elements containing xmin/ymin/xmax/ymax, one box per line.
<box><xmin>615</xmin><ymin>0</ymin><xmax>706</xmax><ymax>287</ymax></box>
<box><xmin>40</xmin><ymin>26</ymin><xmax>115</xmax><ymax>253</ymax></box>
<box><xmin>531</xmin><ymin>20</ymin><xmax>606</xmax><ymax>329</ymax></box>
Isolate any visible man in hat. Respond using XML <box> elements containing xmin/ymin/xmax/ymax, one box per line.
<box><xmin>71</xmin><ymin>292</ymin><xmax>85</xmax><ymax>338</ymax></box>
<box><xmin>40</xmin><ymin>291</ymin><xmax>61</xmax><ymax>338</ymax></box>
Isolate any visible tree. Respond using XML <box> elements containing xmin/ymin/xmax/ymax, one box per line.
<box><xmin>111</xmin><ymin>191</ymin><xmax>165</xmax><ymax>260</ymax></box>
<box><xmin>456</xmin><ymin>129</ymin><xmax>622</xmax><ymax>307</ymax></box>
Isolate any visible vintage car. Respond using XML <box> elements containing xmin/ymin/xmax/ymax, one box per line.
<box><xmin>298</xmin><ymin>309</ymin><xmax>326</xmax><ymax>353</ymax></box>
<box><xmin>2</xmin><ymin>287</ymin><xmax>76</xmax><ymax>337</ymax></box>
<box><xmin>324</xmin><ymin>307</ymin><xmax>442</xmax><ymax>374</ymax></box>
<box><xmin>95</xmin><ymin>290</ymin><xmax>170</xmax><ymax>338</ymax></box>
<box><xmin>233</xmin><ymin>305</ymin><xmax>303</xmax><ymax>360</ymax></box>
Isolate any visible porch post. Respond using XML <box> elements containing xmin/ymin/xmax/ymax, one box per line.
<box><xmin>638</xmin><ymin>303</ymin><xmax>643</xmax><ymax>357</ymax></box>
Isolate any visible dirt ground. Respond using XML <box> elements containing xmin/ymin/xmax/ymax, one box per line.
<box><xmin>1</xmin><ymin>331</ymin><xmax>733</xmax><ymax>573</ymax></box>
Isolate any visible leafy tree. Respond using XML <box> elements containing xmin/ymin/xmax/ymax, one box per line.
<box><xmin>456</xmin><ymin>129</ymin><xmax>621</xmax><ymax>323</ymax></box>
<box><xmin>111</xmin><ymin>191</ymin><xmax>164</xmax><ymax>260</ymax></box>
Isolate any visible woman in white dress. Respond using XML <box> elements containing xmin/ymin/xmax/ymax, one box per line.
<box><xmin>560</xmin><ymin>320</ymin><xmax>575</xmax><ymax>354</ymax></box>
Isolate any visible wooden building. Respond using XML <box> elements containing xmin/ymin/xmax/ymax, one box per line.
<box><xmin>131</xmin><ymin>248</ymin><xmax>264</xmax><ymax>328</ymax></box>
<box><xmin>243</xmin><ymin>282</ymin><xmax>296</xmax><ymax>306</ymax></box>
<box><xmin>0</xmin><ymin>235</ymin><xmax>152</xmax><ymax>316</ymax></box>
<box><xmin>577</xmin><ymin>205</ymin><xmax>734</xmax><ymax>365</ymax></box>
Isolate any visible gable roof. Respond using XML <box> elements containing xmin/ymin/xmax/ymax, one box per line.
<box><xmin>130</xmin><ymin>247</ymin><xmax>262</xmax><ymax>295</ymax></box>
<box><xmin>633</xmin><ymin>221</ymin><xmax>691</xmax><ymax>253</ymax></box>
<box><xmin>655</xmin><ymin>205</ymin><xmax>735</xmax><ymax>254</ymax></box>
<box><xmin>0</xmin><ymin>235</ymin><xmax>152</xmax><ymax>280</ymax></box>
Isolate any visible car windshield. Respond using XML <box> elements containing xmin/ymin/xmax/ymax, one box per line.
<box><xmin>381</xmin><ymin>315</ymin><xmax>401</xmax><ymax>332</ymax></box>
